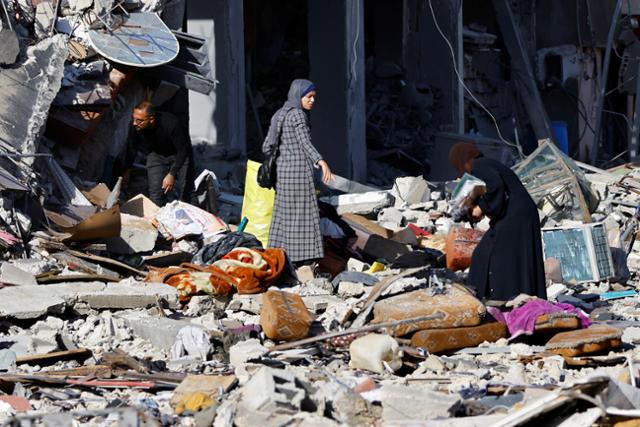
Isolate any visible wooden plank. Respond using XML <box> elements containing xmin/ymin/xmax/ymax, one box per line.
<box><xmin>67</xmin><ymin>250</ymin><xmax>145</xmax><ymax>276</ymax></box>
<box><xmin>340</xmin><ymin>213</ymin><xmax>393</xmax><ymax>239</ymax></box>
<box><xmin>16</xmin><ymin>348</ymin><xmax>92</xmax><ymax>366</ymax></box>
<box><xmin>41</xmin><ymin>365</ymin><xmax>112</xmax><ymax>378</ymax></box>
<box><xmin>268</xmin><ymin>313</ymin><xmax>445</xmax><ymax>353</ymax></box>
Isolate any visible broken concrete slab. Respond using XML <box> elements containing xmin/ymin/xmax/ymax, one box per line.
<box><xmin>114</xmin><ymin>310</ymin><xmax>197</xmax><ymax>351</ymax></box>
<box><xmin>68</xmin><ymin>0</ymin><xmax>94</xmax><ymax>12</ymax></box>
<box><xmin>321</xmin><ymin>191</ymin><xmax>394</xmax><ymax>215</ymax></box>
<box><xmin>106</xmin><ymin>214</ymin><xmax>159</xmax><ymax>254</ymax></box>
<box><xmin>0</xmin><ymin>262</ymin><xmax>38</xmax><ymax>286</ymax></box>
<box><xmin>302</xmin><ymin>295</ymin><xmax>345</xmax><ymax>314</ymax></box>
<box><xmin>390</xmin><ymin>176</ymin><xmax>431</xmax><ymax>208</ymax></box>
<box><xmin>0</xmin><ymin>285</ymin><xmax>70</xmax><ymax>319</ymax></box>
<box><xmin>229</xmin><ymin>339</ymin><xmax>267</xmax><ymax>368</ymax></box>
<box><xmin>228</xmin><ymin>294</ymin><xmax>262</xmax><ymax>314</ymax></box>
<box><xmin>0</xmin><ymin>350</ymin><xmax>16</xmax><ymax>371</ymax></box>
<box><xmin>0</xmin><ymin>280</ymin><xmax>179</xmax><ymax>319</ymax></box>
<box><xmin>76</xmin><ymin>282</ymin><xmax>180</xmax><ymax>310</ymax></box>
<box><xmin>366</xmin><ymin>385</ymin><xmax>461</xmax><ymax>422</ymax></box>
<box><xmin>377</xmin><ymin>208</ymin><xmax>405</xmax><ymax>229</ymax></box>
<box><xmin>0</xmin><ymin>35</ymin><xmax>67</xmax><ymax>156</ymax></box>
<box><xmin>337</xmin><ymin>281</ymin><xmax>365</xmax><ymax>298</ymax></box>
<box><xmin>0</xmin><ymin>29</ymin><xmax>20</xmax><ymax>65</ymax></box>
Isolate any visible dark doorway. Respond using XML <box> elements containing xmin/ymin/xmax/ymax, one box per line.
<box><xmin>243</xmin><ymin>0</ymin><xmax>310</xmax><ymax>161</ymax></box>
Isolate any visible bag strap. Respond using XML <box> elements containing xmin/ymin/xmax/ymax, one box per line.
<box><xmin>274</xmin><ymin>108</ymin><xmax>291</xmax><ymax>151</ymax></box>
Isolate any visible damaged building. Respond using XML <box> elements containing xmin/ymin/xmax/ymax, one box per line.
<box><xmin>4</xmin><ymin>0</ymin><xmax>640</xmax><ymax>426</ymax></box>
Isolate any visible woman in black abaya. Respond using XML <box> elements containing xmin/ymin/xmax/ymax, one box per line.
<box><xmin>448</xmin><ymin>143</ymin><xmax>547</xmax><ymax>301</ymax></box>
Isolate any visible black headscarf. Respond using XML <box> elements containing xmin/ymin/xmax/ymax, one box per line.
<box><xmin>262</xmin><ymin>79</ymin><xmax>315</xmax><ymax>154</ymax></box>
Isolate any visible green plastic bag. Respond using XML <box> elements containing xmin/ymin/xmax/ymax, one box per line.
<box><xmin>241</xmin><ymin>160</ymin><xmax>275</xmax><ymax>246</ymax></box>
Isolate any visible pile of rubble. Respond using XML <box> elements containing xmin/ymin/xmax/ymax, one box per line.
<box><xmin>1</xmin><ymin>131</ymin><xmax>640</xmax><ymax>426</ymax></box>
<box><xmin>4</xmin><ymin>1</ymin><xmax>640</xmax><ymax>425</ymax></box>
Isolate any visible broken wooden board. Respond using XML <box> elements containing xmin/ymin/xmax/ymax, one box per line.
<box><xmin>341</xmin><ymin>213</ymin><xmax>394</xmax><ymax>239</ymax></box>
<box><xmin>87</xmin><ymin>12</ymin><xmax>179</xmax><ymax>67</ymax></box>
<box><xmin>101</xmin><ymin>350</ymin><xmax>148</xmax><ymax>373</ymax></box>
<box><xmin>67</xmin><ymin>249</ymin><xmax>146</xmax><ymax>277</ymax></box>
<box><xmin>41</xmin><ymin>365</ymin><xmax>113</xmax><ymax>378</ymax></box>
<box><xmin>16</xmin><ymin>348</ymin><xmax>92</xmax><ymax>366</ymax></box>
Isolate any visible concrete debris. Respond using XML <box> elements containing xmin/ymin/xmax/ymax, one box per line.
<box><xmin>0</xmin><ymin>35</ymin><xmax>67</xmax><ymax>156</ymax></box>
<box><xmin>229</xmin><ymin>339</ymin><xmax>268</xmax><ymax>369</ymax></box>
<box><xmin>0</xmin><ymin>29</ymin><xmax>20</xmax><ymax>65</ymax></box>
<box><xmin>106</xmin><ymin>214</ymin><xmax>158</xmax><ymax>254</ymax></box>
<box><xmin>0</xmin><ymin>262</ymin><xmax>37</xmax><ymax>286</ymax></box>
<box><xmin>3</xmin><ymin>2</ymin><xmax>640</xmax><ymax>425</ymax></box>
<box><xmin>321</xmin><ymin>191</ymin><xmax>394</xmax><ymax>215</ymax></box>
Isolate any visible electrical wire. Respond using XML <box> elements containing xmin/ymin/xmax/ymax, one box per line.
<box><xmin>603</xmin><ymin>108</ymin><xmax>633</xmax><ymax>130</ymax></box>
<box><xmin>558</xmin><ymin>86</ymin><xmax>597</xmax><ymax>134</ymax></box>
<box><xmin>351</xmin><ymin>0</ymin><xmax>359</xmax><ymax>82</ymax></box>
<box><xmin>427</xmin><ymin>0</ymin><xmax>524</xmax><ymax>158</ymax></box>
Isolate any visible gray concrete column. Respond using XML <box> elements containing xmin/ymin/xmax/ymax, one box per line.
<box><xmin>308</xmin><ymin>0</ymin><xmax>367</xmax><ymax>182</ymax></box>
<box><xmin>187</xmin><ymin>0</ymin><xmax>246</xmax><ymax>160</ymax></box>
<box><xmin>404</xmin><ymin>0</ymin><xmax>463</xmax><ymax>133</ymax></box>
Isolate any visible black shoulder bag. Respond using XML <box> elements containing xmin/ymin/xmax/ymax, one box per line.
<box><xmin>257</xmin><ymin>113</ymin><xmax>286</xmax><ymax>189</ymax></box>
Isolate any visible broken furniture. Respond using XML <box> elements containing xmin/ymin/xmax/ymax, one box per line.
<box><xmin>515</xmin><ymin>140</ymin><xmax>599</xmax><ymax>223</ymax></box>
<box><xmin>541</xmin><ymin>222</ymin><xmax>615</xmax><ymax>283</ymax></box>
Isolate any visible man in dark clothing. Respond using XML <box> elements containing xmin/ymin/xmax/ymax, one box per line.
<box><xmin>124</xmin><ymin>101</ymin><xmax>195</xmax><ymax>207</ymax></box>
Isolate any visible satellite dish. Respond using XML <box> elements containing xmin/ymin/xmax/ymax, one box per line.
<box><xmin>87</xmin><ymin>12</ymin><xmax>179</xmax><ymax>68</ymax></box>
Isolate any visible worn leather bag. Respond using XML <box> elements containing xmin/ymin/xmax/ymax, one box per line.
<box><xmin>257</xmin><ymin>150</ymin><xmax>278</xmax><ymax>189</ymax></box>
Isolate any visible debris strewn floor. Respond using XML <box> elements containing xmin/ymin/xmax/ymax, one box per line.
<box><xmin>3</xmin><ymin>0</ymin><xmax>640</xmax><ymax>425</ymax></box>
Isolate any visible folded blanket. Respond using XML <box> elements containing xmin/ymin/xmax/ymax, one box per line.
<box><xmin>487</xmin><ymin>299</ymin><xmax>591</xmax><ymax>340</ymax></box>
<box><xmin>147</xmin><ymin>247</ymin><xmax>286</xmax><ymax>301</ymax></box>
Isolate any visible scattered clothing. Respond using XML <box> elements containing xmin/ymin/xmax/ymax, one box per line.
<box><xmin>153</xmin><ymin>201</ymin><xmax>227</xmax><ymax>241</ymax></box>
<box><xmin>487</xmin><ymin>299</ymin><xmax>591</xmax><ymax>339</ymax></box>
<box><xmin>148</xmin><ymin>248</ymin><xmax>286</xmax><ymax>301</ymax></box>
<box><xmin>193</xmin><ymin>232</ymin><xmax>263</xmax><ymax>265</ymax></box>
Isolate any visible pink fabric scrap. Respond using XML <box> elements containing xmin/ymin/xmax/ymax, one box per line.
<box><xmin>0</xmin><ymin>231</ymin><xmax>19</xmax><ymax>247</ymax></box>
<box><xmin>487</xmin><ymin>299</ymin><xmax>591</xmax><ymax>340</ymax></box>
